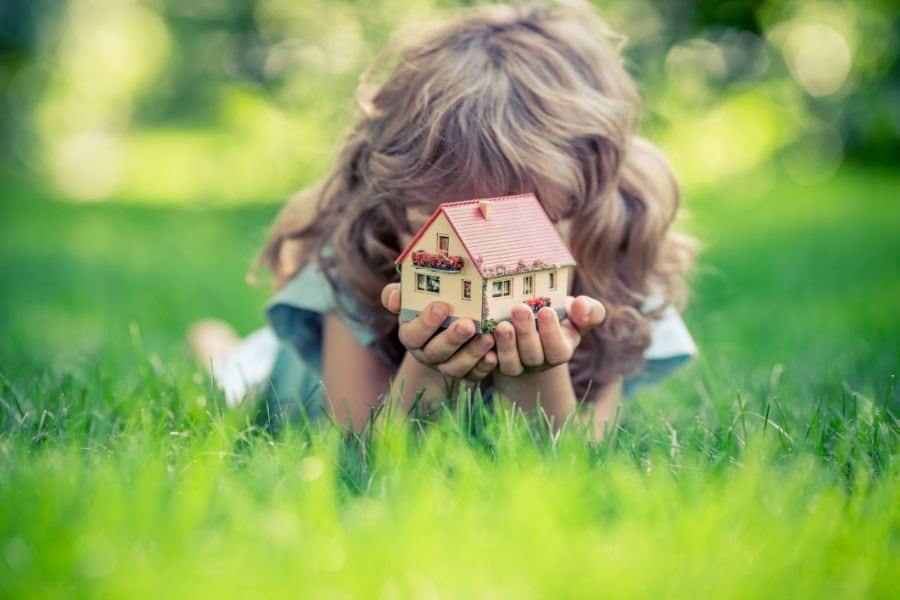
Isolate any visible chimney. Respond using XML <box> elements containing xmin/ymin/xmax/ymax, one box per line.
<box><xmin>478</xmin><ymin>200</ymin><xmax>493</xmax><ymax>220</ymax></box>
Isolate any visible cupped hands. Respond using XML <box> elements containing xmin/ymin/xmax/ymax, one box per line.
<box><xmin>380</xmin><ymin>283</ymin><xmax>606</xmax><ymax>381</ymax></box>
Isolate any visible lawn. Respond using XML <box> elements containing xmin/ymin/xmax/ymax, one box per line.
<box><xmin>0</xmin><ymin>165</ymin><xmax>897</xmax><ymax>598</ymax></box>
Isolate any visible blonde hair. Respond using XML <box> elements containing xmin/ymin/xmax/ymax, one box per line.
<box><xmin>257</xmin><ymin>0</ymin><xmax>696</xmax><ymax>393</ymax></box>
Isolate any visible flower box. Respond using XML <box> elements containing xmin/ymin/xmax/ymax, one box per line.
<box><xmin>411</xmin><ymin>250</ymin><xmax>465</xmax><ymax>272</ymax></box>
<box><xmin>523</xmin><ymin>296</ymin><xmax>552</xmax><ymax>313</ymax></box>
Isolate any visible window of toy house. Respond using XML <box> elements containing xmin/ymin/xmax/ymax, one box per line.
<box><xmin>437</xmin><ymin>234</ymin><xmax>450</xmax><ymax>255</ymax></box>
<box><xmin>523</xmin><ymin>275</ymin><xmax>534</xmax><ymax>296</ymax></box>
<box><xmin>548</xmin><ymin>270</ymin><xmax>557</xmax><ymax>290</ymax></box>
<box><xmin>492</xmin><ymin>279</ymin><xmax>511</xmax><ymax>298</ymax></box>
<box><xmin>417</xmin><ymin>274</ymin><xmax>441</xmax><ymax>294</ymax></box>
<box><xmin>462</xmin><ymin>279</ymin><xmax>472</xmax><ymax>300</ymax></box>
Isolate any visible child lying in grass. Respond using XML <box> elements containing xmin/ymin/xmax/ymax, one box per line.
<box><xmin>191</xmin><ymin>0</ymin><xmax>697</xmax><ymax>439</ymax></box>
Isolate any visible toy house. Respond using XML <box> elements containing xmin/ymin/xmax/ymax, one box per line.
<box><xmin>395</xmin><ymin>193</ymin><xmax>576</xmax><ymax>333</ymax></box>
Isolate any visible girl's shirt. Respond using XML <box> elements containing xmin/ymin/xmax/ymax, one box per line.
<box><xmin>214</xmin><ymin>262</ymin><xmax>697</xmax><ymax>412</ymax></box>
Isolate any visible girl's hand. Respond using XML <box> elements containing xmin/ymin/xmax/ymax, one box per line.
<box><xmin>381</xmin><ymin>283</ymin><xmax>497</xmax><ymax>381</ymax></box>
<box><xmin>493</xmin><ymin>296</ymin><xmax>606</xmax><ymax>377</ymax></box>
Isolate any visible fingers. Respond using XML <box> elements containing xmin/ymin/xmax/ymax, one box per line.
<box><xmin>494</xmin><ymin>321</ymin><xmax>523</xmax><ymax>376</ymax></box>
<box><xmin>417</xmin><ymin>318</ymin><xmax>477</xmax><ymax>365</ymax></box>
<box><xmin>464</xmin><ymin>350</ymin><xmax>498</xmax><ymax>382</ymax></box>
<box><xmin>566</xmin><ymin>295</ymin><xmax>606</xmax><ymax>335</ymax></box>
<box><xmin>511</xmin><ymin>304</ymin><xmax>544</xmax><ymax>369</ymax></box>
<box><xmin>392</xmin><ymin>295</ymin><xmax>606</xmax><ymax>383</ymax></box>
<box><xmin>394</xmin><ymin>298</ymin><xmax>496</xmax><ymax>382</ymax></box>
<box><xmin>381</xmin><ymin>283</ymin><xmax>401</xmax><ymax>314</ymax></box>
<box><xmin>398</xmin><ymin>302</ymin><xmax>451</xmax><ymax>350</ymax></box>
<box><xmin>536</xmin><ymin>308</ymin><xmax>571</xmax><ymax>366</ymax></box>
<box><xmin>496</xmin><ymin>300</ymin><xmax>601</xmax><ymax>376</ymax></box>
<box><xmin>435</xmin><ymin>334</ymin><xmax>495</xmax><ymax>379</ymax></box>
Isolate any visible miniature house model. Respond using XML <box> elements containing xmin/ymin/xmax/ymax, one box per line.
<box><xmin>395</xmin><ymin>193</ymin><xmax>576</xmax><ymax>333</ymax></box>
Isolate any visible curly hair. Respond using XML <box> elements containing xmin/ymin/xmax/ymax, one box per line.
<box><xmin>256</xmin><ymin>0</ymin><xmax>696</xmax><ymax>396</ymax></box>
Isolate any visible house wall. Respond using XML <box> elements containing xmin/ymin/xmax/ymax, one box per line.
<box><xmin>484</xmin><ymin>266</ymin><xmax>572</xmax><ymax>321</ymax></box>
<box><xmin>399</xmin><ymin>213</ymin><xmax>484</xmax><ymax>326</ymax></box>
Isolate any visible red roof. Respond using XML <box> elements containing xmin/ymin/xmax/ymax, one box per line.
<box><xmin>396</xmin><ymin>193</ymin><xmax>575</xmax><ymax>277</ymax></box>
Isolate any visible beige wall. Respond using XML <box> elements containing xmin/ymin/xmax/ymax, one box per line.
<box><xmin>484</xmin><ymin>267</ymin><xmax>571</xmax><ymax>321</ymax></box>
<box><xmin>399</xmin><ymin>213</ymin><xmax>483</xmax><ymax>323</ymax></box>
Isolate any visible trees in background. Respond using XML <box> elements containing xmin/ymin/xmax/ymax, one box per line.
<box><xmin>1</xmin><ymin>0</ymin><xmax>897</xmax><ymax>201</ymax></box>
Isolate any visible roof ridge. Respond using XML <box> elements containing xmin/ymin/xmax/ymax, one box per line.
<box><xmin>439</xmin><ymin>192</ymin><xmax>536</xmax><ymax>209</ymax></box>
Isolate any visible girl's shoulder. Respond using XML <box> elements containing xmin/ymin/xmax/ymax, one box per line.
<box><xmin>267</xmin><ymin>262</ymin><xmax>377</xmax><ymax>368</ymax></box>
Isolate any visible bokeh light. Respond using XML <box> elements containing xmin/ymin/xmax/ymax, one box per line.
<box><xmin>32</xmin><ymin>0</ymin><xmax>171</xmax><ymax>201</ymax></box>
<box><xmin>1</xmin><ymin>0</ymin><xmax>896</xmax><ymax>203</ymax></box>
<box><xmin>781</xmin><ymin>119</ymin><xmax>844</xmax><ymax>184</ymax></box>
<box><xmin>51</xmin><ymin>130</ymin><xmax>124</xmax><ymax>201</ymax></box>
<box><xmin>769</xmin><ymin>22</ymin><xmax>851</xmax><ymax>97</ymax></box>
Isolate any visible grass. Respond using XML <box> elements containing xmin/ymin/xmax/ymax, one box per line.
<box><xmin>0</xmin><ymin>164</ymin><xmax>897</xmax><ymax>598</ymax></box>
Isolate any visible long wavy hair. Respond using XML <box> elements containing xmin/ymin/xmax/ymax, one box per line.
<box><xmin>256</xmin><ymin>0</ymin><xmax>696</xmax><ymax>395</ymax></box>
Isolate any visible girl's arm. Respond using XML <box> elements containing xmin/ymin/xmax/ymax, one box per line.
<box><xmin>322</xmin><ymin>305</ymin><xmax>497</xmax><ymax>430</ymax></box>
<box><xmin>493</xmin><ymin>364</ymin><xmax>576</xmax><ymax>426</ymax></box>
<box><xmin>494</xmin><ymin>368</ymin><xmax>622</xmax><ymax>439</ymax></box>
<box><xmin>584</xmin><ymin>378</ymin><xmax>622</xmax><ymax>439</ymax></box>
<box><xmin>321</xmin><ymin>313</ymin><xmax>395</xmax><ymax>430</ymax></box>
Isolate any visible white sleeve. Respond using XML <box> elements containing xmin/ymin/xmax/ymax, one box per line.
<box><xmin>211</xmin><ymin>326</ymin><xmax>280</xmax><ymax>407</ymax></box>
<box><xmin>623</xmin><ymin>299</ymin><xmax>698</xmax><ymax>397</ymax></box>
<box><xmin>644</xmin><ymin>304</ymin><xmax>697</xmax><ymax>361</ymax></box>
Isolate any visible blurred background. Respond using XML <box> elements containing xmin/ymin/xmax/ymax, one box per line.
<box><xmin>1</xmin><ymin>0</ymin><xmax>897</xmax><ymax>205</ymax></box>
<box><xmin>0</xmin><ymin>0</ymin><xmax>897</xmax><ymax>404</ymax></box>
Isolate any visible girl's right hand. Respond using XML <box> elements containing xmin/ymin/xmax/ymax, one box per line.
<box><xmin>492</xmin><ymin>296</ymin><xmax>605</xmax><ymax>377</ymax></box>
<box><xmin>381</xmin><ymin>283</ymin><xmax>497</xmax><ymax>381</ymax></box>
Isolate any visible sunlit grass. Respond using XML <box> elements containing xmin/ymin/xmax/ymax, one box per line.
<box><xmin>0</xmin><ymin>165</ymin><xmax>897</xmax><ymax>596</ymax></box>
<box><xmin>0</xmin><ymin>368</ymin><xmax>896</xmax><ymax>597</ymax></box>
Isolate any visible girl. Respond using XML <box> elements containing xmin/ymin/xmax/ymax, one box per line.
<box><xmin>193</xmin><ymin>0</ymin><xmax>697</xmax><ymax>438</ymax></box>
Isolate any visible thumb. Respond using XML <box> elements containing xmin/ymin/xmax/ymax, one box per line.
<box><xmin>381</xmin><ymin>283</ymin><xmax>402</xmax><ymax>314</ymax></box>
<box><xmin>566</xmin><ymin>295</ymin><xmax>606</xmax><ymax>335</ymax></box>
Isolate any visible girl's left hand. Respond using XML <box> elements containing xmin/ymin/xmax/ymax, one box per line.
<box><xmin>493</xmin><ymin>296</ymin><xmax>606</xmax><ymax>377</ymax></box>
